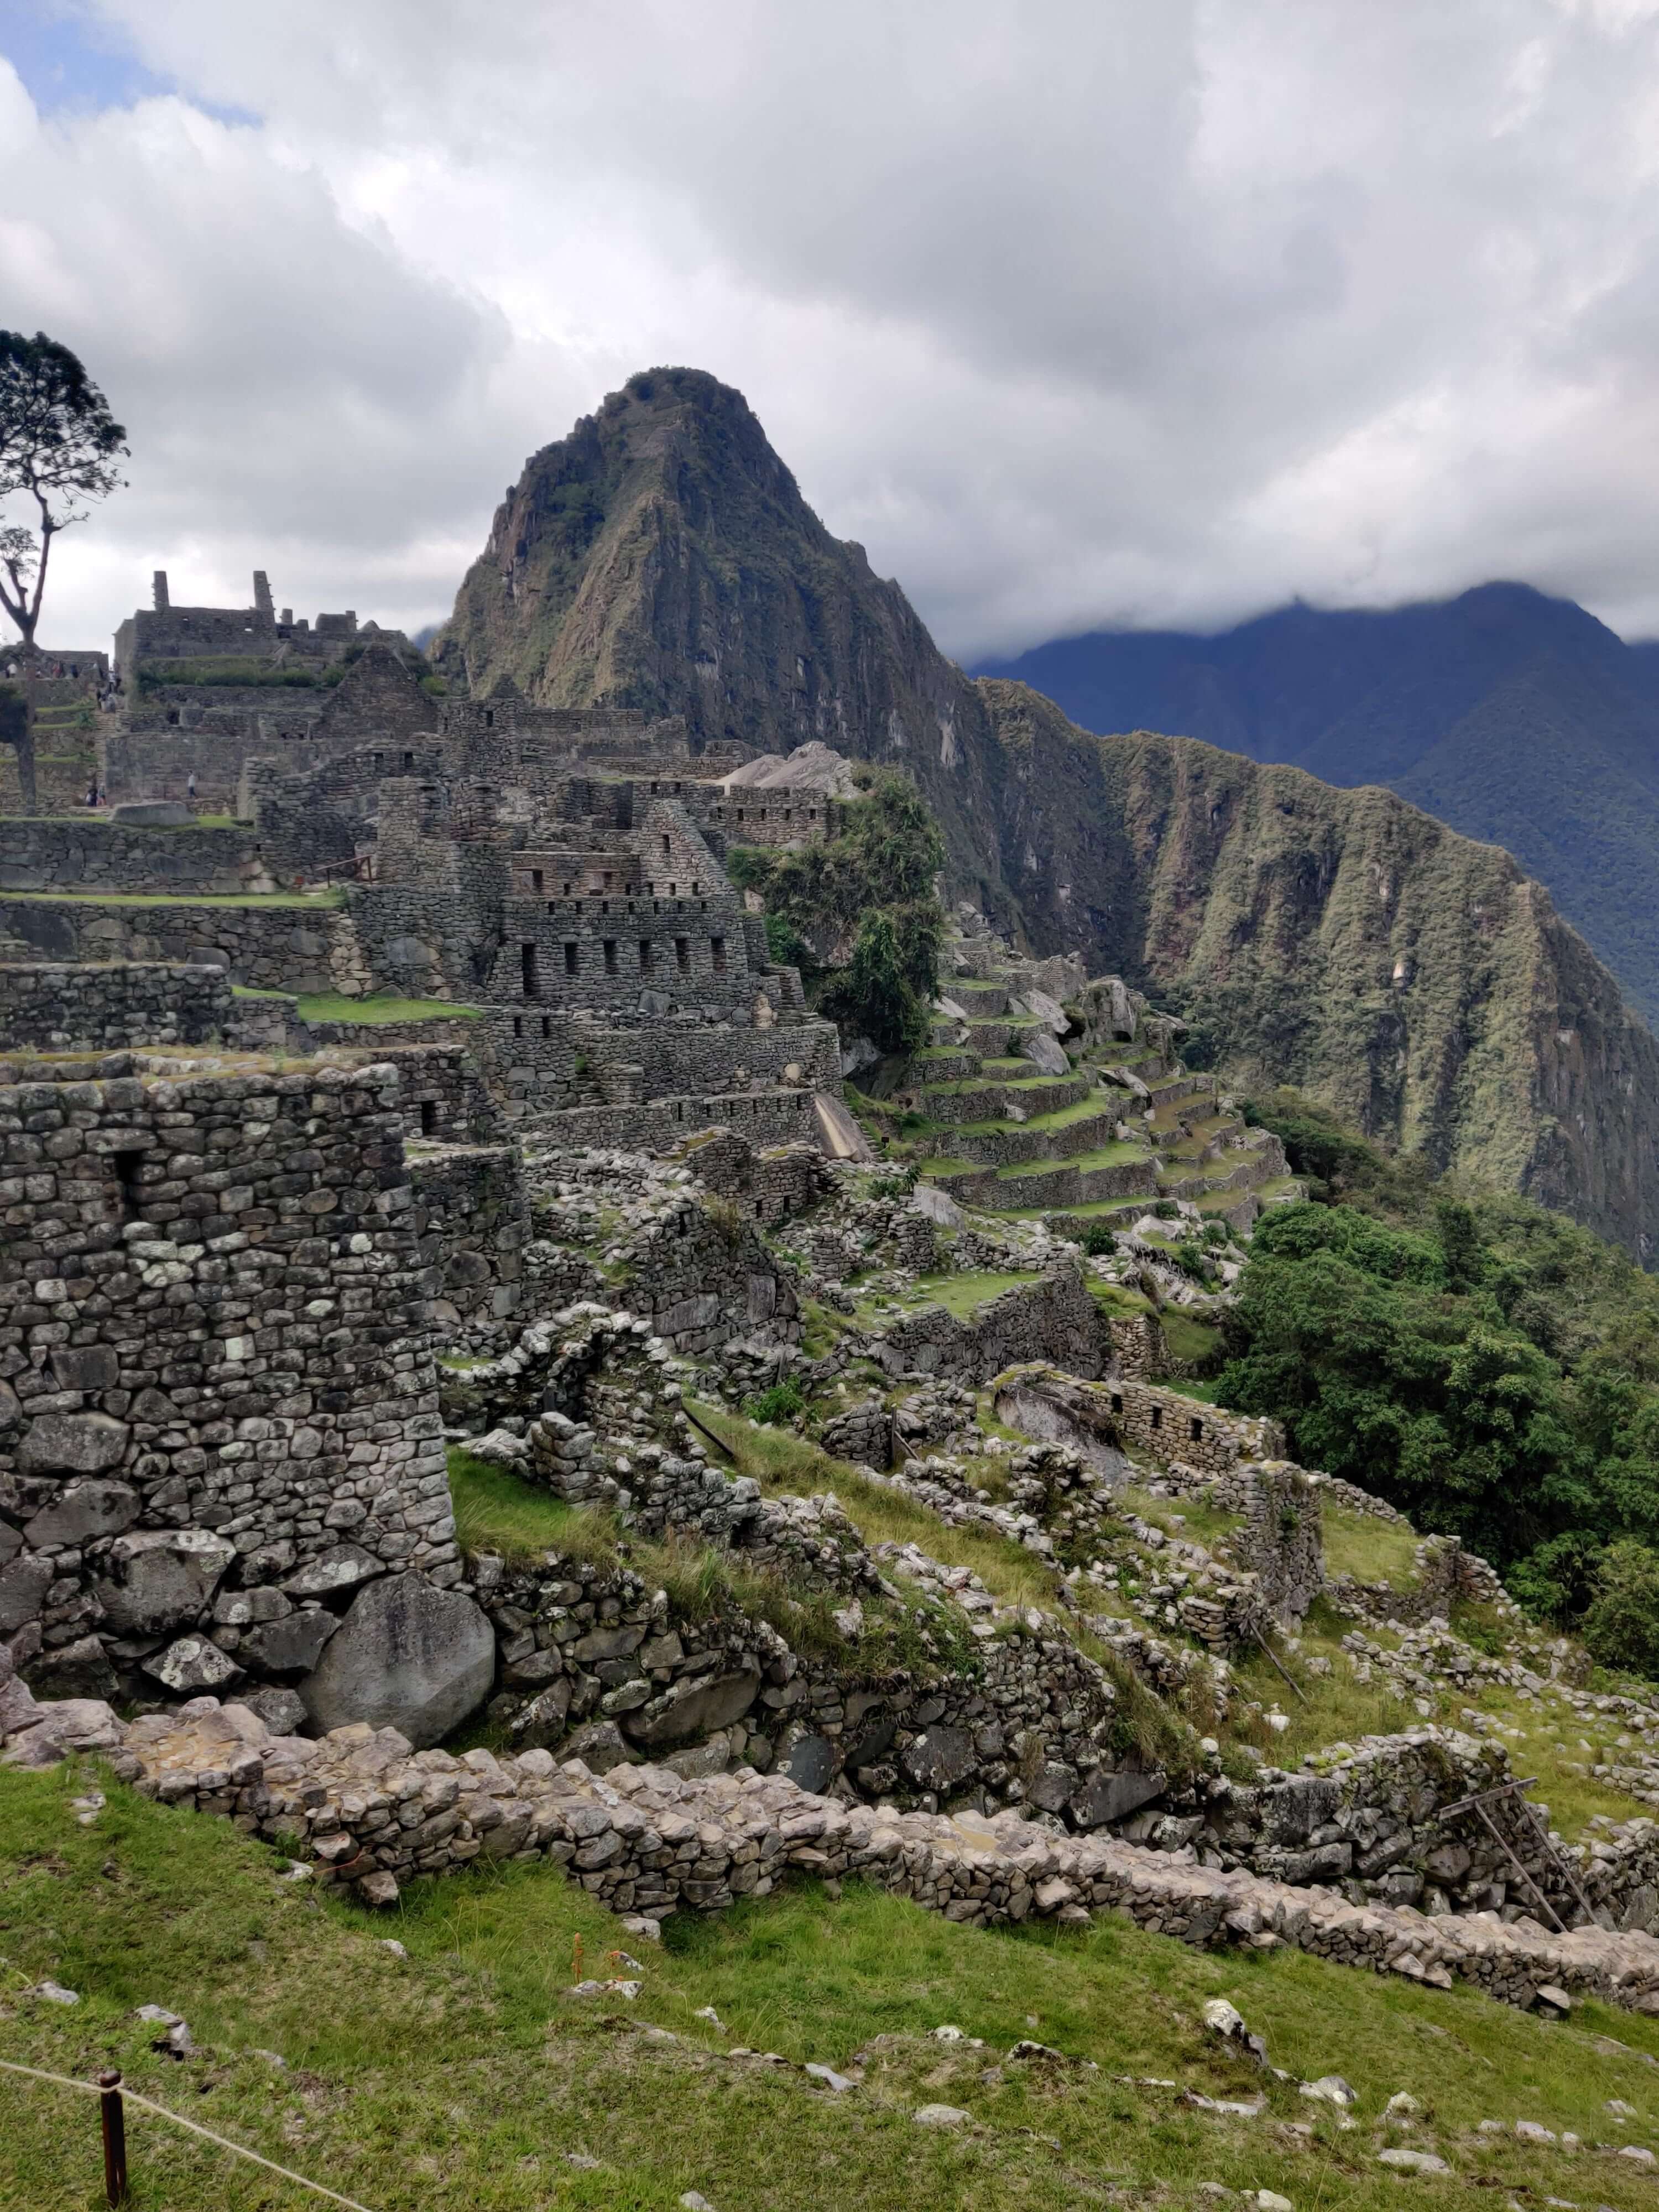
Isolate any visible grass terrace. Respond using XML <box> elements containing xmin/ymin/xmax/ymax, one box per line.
<box><xmin>0</xmin><ymin>885</ymin><xmax>344</xmax><ymax>909</ymax></box>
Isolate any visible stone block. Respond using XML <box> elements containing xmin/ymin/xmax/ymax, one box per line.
<box><xmin>17</xmin><ymin>1413</ymin><xmax>131</xmax><ymax>1477</ymax></box>
<box><xmin>92</xmin><ymin>1528</ymin><xmax>237</xmax><ymax>1636</ymax></box>
<box><xmin>299</xmin><ymin>1573</ymin><xmax>495</xmax><ymax>1749</ymax></box>
<box><xmin>23</xmin><ymin>1480</ymin><xmax>140</xmax><ymax>1550</ymax></box>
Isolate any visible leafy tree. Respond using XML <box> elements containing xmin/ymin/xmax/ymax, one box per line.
<box><xmin>0</xmin><ymin>331</ymin><xmax>127</xmax><ymax>810</ymax></box>
<box><xmin>822</xmin><ymin>910</ymin><xmax>931</xmax><ymax>1055</ymax></box>
<box><xmin>1582</xmin><ymin>1540</ymin><xmax>1659</xmax><ymax>1677</ymax></box>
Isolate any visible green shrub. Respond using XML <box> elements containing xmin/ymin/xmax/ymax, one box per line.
<box><xmin>1582</xmin><ymin>1539</ymin><xmax>1659</xmax><ymax>1678</ymax></box>
<box><xmin>743</xmin><ymin>1379</ymin><xmax>806</xmax><ymax>1427</ymax></box>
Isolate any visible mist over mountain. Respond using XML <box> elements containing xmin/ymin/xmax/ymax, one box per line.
<box><xmin>974</xmin><ymin>584</ymin><xmax>1659</xmax><ymax>1024</ymax></box>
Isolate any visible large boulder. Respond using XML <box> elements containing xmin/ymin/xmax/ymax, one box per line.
<box><xmin>299</xmin><ymin>1574</ymin><xmax>494</xmax><ymax>1749</ymax></box>
<box><xmin>1019</xmin><ymin>1027</ymin><xmax>1070</xmax><ymax>1078</ymax></box>
<box><xmin>92</xmin><ymin>1528</ymin><xmax>236</xmax><ymax>1636</ymax></box>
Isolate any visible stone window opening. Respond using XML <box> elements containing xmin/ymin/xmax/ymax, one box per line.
<box><xmin>111</xmin><ymin>1147</ymin><xmax>146</xmax><ymax>1222</ymax></box>
<box><xmin>562</xmin><ymin>941</ymin><xmax>578</xmax><ymax>977</ymax></box>
<box><xmin>600</xmin><ymin>900</ymin><xmax>609</xmax><ymax>915</ymax></box>
<box><xmin>532</xmin><ymin>868</ymin><xmax>544</xmax><ymax>892</ymax></box>
<box><xmin>420</xmin><ymin>1099</ymin><xmax>437</xmax><ymax>1138</ymax></box>
<box><xmin>661</xmin><ymin>834</ymin><xmax>671</xmax><ymax>854</ymax></box>
<box><xmin>166</xmin><ymin>708</ymin><xmax>179</xmax><ymax>724</ymax></box>
<box><xmin>563</xmin><ymin>881</ymin><xmax>572</xmax><ymax>895</ymax></box>
<box><xmin>512</xmin><ymin>1015</ymin><xmax>523</xmax><ymax>1036</ymax></box>
<box><xmin>540</xmin><ymin>1015</ymin><xmax>551</xmax><ymax>1037</ymax></box>
<box><xmin>1110</xmin><ymin>1391</ymin><xmax>1124</xmax><ymax>1414</ymax></box>
<box><xmin>711</xmin><ymin>935</ymin><xmax>727</xmax><ymax>973</ymax></box>
<box><xmin>692</xmin><ymin>880</ymin><xmax>701</xmax><ymax>895</ymax></box>
<box><xmin>484</xmin><ymin>708</ymin><xmax>494</xmax><ymax>727</ymax></box>
<box><xmin>521</xmin><ymin>943</ymin><xmax>540</xmax><ymax>998</ymax></box>
<box><xmin>755</xmin><ymin>1199</ymin><xmax>765</xmax><ymax>1218</ymax></box>
<box><xmin>1149</xmin><ymin>1404</ymin><xmax>1162</xmax><ymax>1431</ymax></box>
<box><xmin>372</xmin><ymin>750</ymin><xmax>383</xmax><ymax>769</ymax></box>
<box><xmin>675</xmin><ymin>936</ymin><xmax>690</xmax><ymax>973</ymax></box>
<box><xmin>1189</xmin><ymin>1416</ymin><xmax>1203</xmax><ymax>1443</ymax></box>
<box><xmin>603</xmin><ymin>939</ymin><xmax>618</xmax><ymax>974</ymax></box>
<box><xmin>402</xmin><ymin>750</ymin><xmax>414</xmax><ymax>768</ymax></box>
<box><xmin>639</xmin><ymin>939</ymin><xmax>654</xmax><ymax>973</ymax></box>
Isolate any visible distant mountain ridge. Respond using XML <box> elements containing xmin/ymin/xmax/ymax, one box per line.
<box><xmin>433</xmin><ymin>371</ymin><xmax>1659</xmax><ymax>1259</ymax></box>
<box><xmin>974</xmin><ymin>583</ymin><xmax>1659</xmax><ymax>1024</ymax></box>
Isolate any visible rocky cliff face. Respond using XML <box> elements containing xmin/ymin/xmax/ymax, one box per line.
<box><xmin>981</xmin><ymin>682</ymin><xmax>1659</xmax><ymax>1258</ymax></box>
<box><xmin>435</xmin><ymin>369</ymin><xmax>1659</xmax><ymax>1259</ymax></box>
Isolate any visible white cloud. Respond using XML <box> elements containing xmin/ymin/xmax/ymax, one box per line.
<box><xmin>8</xmin><ymin>1</ymin><xmax>1659</xmax><ymax>656</ymax></box>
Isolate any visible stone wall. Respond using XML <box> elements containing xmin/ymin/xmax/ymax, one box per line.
<box><xmin>672</xmin><ymin>1131</ymin><xmax>827</xmax><ymax>1225</ymax></box>
<box><xmin>0</xmin><ymin>961</ymin><xmax>242</xmax><ymax>1052</ymax></box>
<box><xmin>866</xmin><ymin>1266</ymin><xmax>1107</xmax><ymax>1383</ymax></box>
<box><xmin>0</xmin><ymin>895</ymin><xmax>368</xmax><ymax>997</ymax></box>
<box><xmin>0</xmin><ymin>820</ymin><xmax>271</xmax><ymax>896</ymax></box>
<box><xmin>80</xmin><ymin>1697</ymin><xmax>1659</xmax><ymax>2018</ymax></box>
<box><xmin>1229</xmin><ymin>1464</ymin><xmax>1324</xmax><ymax>1624</ymax></box>
<box><xmin>411</xmin><ymin>1145</ymin><xmax>529</xmax><ymax>1345</ymax></box>
<box><xmin>0</xmin><ymin>1056</ymin><xmax>458</xmax><ymax>1710</ymax></box>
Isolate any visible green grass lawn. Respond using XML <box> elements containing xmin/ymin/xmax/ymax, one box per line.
<box><xmin>1321</xmin><ymin>1506</ymin><xmax>1424</xmax><ymax>1590</ymax></box>
<box><xmin>3</xmin><ymin>1758</ymin><xmax>1658</xmax><ymax>2212</ymax></box>
<box><xmin>0</xmin><ymin>885</ymin><xmax>342</xmax><ymax>909</ymax></box>
<box><xmin>1159</xmin><ymin>1309</ymin><xmax>1225</xmax><ymax>1369</ymax></box>
<box><xmin>295</xmin><ymin>992</ymin><xmax>480</xmax><ymax>1025</ymax></box>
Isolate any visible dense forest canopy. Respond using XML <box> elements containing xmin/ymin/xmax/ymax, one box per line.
<box><xmin>1219</xmin><ymin>1092</ymin><xmax>1659</xmax><ymax>1671</ymax></box>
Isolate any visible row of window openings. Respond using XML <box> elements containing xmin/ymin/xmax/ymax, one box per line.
<box><xmin>1107</xmin><ymin>1389</ymin><xmax>1204</xmax><ymax>1444</ymax></box>
<box><xmin>371</xmin><ymin>752</ymin><xmax>419</xmax><ymax>769</ymax></box>
<box><xmin>521</xmin><ymin>937</ymin><xmax>723</xmax><ymax>994</ymax></box>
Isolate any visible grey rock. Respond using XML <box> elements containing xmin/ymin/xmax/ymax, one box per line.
<box><xmin>23</xmin><ymin>1480</ymin><xmax>139</xmax><ymax>1549</ymax></box>
<box><xmin>239</xmin><ymin>1684</ymin><xmax>309</xmax><ymax>1735</ymax></box>
<box><xmin>622</xmin><ymin>1666</ymin><xmax>761</xmax><ymax>1750</ymax></box>
<box><xmin>241</xmin><ymin>1608</ymin><xmax>339</xmax><ymax>1680</ymax></box>
<box><xmin>143</xmin><ymin>1636</ymin><xmax>242</xmax><ymax>1693</ymax></box>
<box><xmin>0</xmin><ymin>1555</ymin><xmax>54</xmax><ymax>1634</ymax></box>
<box><xmin>1070</xmin><ymin>1765</ymin><xmax>1166</xmax><ymax>1830</ymax></box>
<box><xmin>281</xmin><ymin>1545</ymin><xmax>384</xmax><ymax>1600</ymax></box>
<box><xmin>93</xmin><ymin>1529</ymin><xmax>236</xmax><ymax>1636</ymax></box>
<box><xmin>509</xmin><ymin>1679</ymin><xmax>575</xmax><ymax>1748</ymax></box>
<box><xmin>1377</xmin><ymin>2151</ymin><xmax>1449</xmax><ymax>2174</ymax></box>
<box><xmin>1019</xmin><ymin>1027</ymin><xmax>1069</xmax><ymax>1077</ymax></box>
<box><xmin>0</xmin><ymin>1519</ymin><xmax>20</xmax><ymax>1566</ymax></box>
<box><xmin>28</xmin><ymin>1635</ymin><xmax>118</xmax><ymax>1701</ymax></box>
<box><xmin>778</xmin><ymin>1734</ymin><xmax>836</xmax><ymax>1794</ymax></box>
<box><xmin>913</xmin><ymin>2104</ymin><xmax>971</xmax><ymax>2128</ymax></box>
<box><xmin>299</xmin><ymin>1574</ymin><xmax>495</xmax><ymax>1749</ymax></box>
<box><xmin>899</xmin><ymin>1725</ymin><xmax>975</xmax><ymax>1793</ymax></box>
<box><xmin>17</xmin><ymin>1412</ymin><xmax>131</xmax><ymax>1477</ymax></box>
<box><xmin>48</xmin><ymin>1345</ymin><xmax>120</xmax><ymax>1392</ymax></box>
<box><xmin>559</xmin><ymin>1719</ymin><xmax>638</xmax><ymax>1772</ymax></box>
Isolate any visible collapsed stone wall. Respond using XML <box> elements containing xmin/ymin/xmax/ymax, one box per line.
<box><xmin>0</xmin><ymin>1058</ymin><xmax>459</xmax><ymax>1713</ymax></box>
<box><xmin>0</xmin><ymin>962</ymin><xmax>242</xmax><ymax>1052</ymax></box>
<box><xmin>673</xmin><ymin>1131</ymin><xmax>826</xmax><ymax>1224</ymax></box>
<box><xmin>996</xmin><ymin>1366</ymin><xmax>1285</xmax><ymax>1476</ymax></box>
<box><xmin>0</xmin><ymin>820</ymin><xmax>270</xmax><ymax>896</ymax></box>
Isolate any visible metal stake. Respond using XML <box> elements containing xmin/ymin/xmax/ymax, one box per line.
<box><xmin>98</xmin><ymin>2071</ymin><xmax>127</xmax><ymax>2207</ymax></box>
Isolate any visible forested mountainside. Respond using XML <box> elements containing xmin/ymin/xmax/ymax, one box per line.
<box><xmin>434</xmin><ymin>371</ymin><xmax>1659</xmax><ymax>1260</ymax></box>
<box><xmin>975</xmin><ymin>583</ymin><xmax>1659</xmax><ymax>1026</ymax></box>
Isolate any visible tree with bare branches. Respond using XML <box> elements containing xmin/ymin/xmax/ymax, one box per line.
<box><xmin>0</xmin><ymin>331</ymin><xmax>127</xmax><ymax>812</ymax></box>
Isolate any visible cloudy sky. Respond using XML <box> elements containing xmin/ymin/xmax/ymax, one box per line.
<box><xmin>8</xmin><ymin>0</ymin><xmax>1659</xmax><ymax>661</ymax></box>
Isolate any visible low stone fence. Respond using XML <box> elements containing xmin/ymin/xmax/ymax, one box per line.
<box><xmin>54</xmin><ymin>1695</ymin><xmax>1659</xmax><ymax>2016</ymax></box>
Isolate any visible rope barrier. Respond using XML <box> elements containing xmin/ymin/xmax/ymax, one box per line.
<box><xmin>0</xmin><ymin>2054</ymin><xmax>380</xmax><ymax>2211</ymax></box>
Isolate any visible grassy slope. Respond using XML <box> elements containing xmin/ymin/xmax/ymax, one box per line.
<box><xmin>5</xmin><ymin>1760</ymin><xmax>1659</xmax><ymax>2212</ymax></box>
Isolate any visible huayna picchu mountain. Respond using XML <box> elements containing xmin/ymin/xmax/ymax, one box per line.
<box><xmin>435</xmin><ymin>369</ymin><xmax>1659</xmax><ymax>1262</ymax></box>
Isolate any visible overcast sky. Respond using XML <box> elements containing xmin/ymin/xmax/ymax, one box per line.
<box><xmin>8</xmin><ymin>0</ymin><xmax>1659</xmax><ymax>661</ymax></box>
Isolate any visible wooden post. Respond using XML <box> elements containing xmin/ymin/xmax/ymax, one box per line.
<box><xmin>97</xmin><ymin>2070</ymin><xmax>127</xmax><ymax>2206</ymax></box>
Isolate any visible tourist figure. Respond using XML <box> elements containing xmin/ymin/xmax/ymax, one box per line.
<box><xmin>187</xmin><ymin>769</ymin><xmax>197</xmax><ymax>803</ymax></box>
